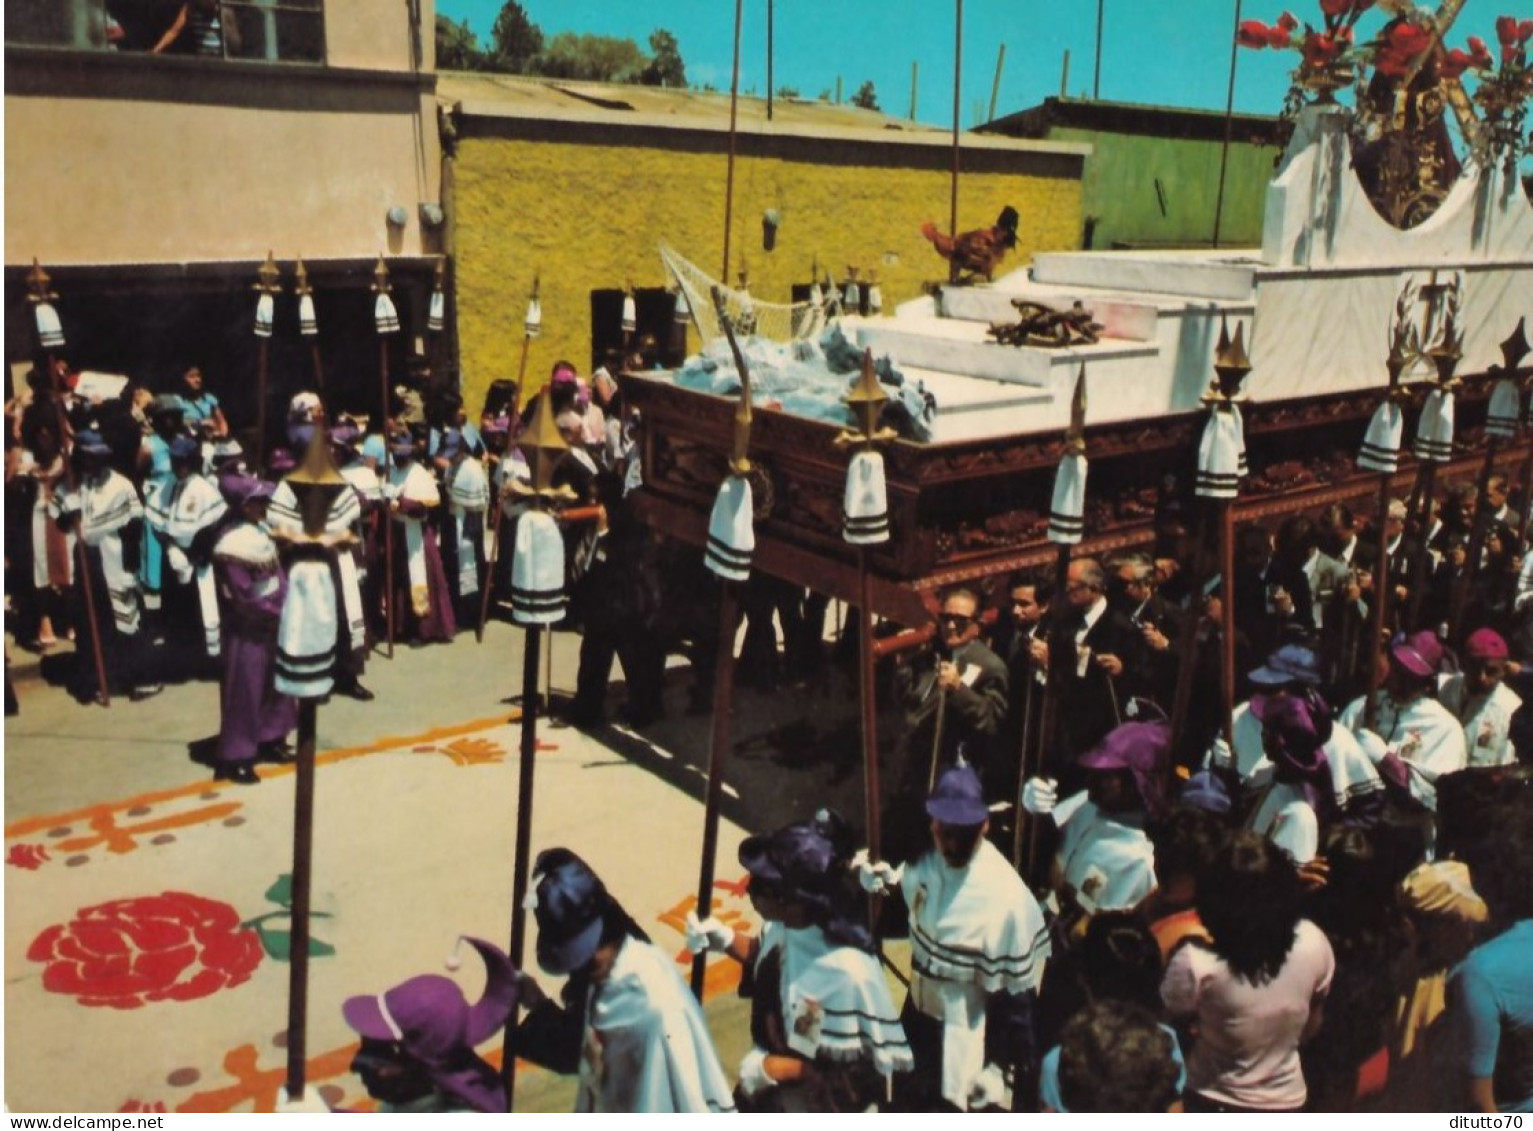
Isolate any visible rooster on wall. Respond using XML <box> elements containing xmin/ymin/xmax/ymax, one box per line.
<box><xmin>920</xmin><ymin>205</ymin><xmax>1020</xmax><ymax>283</ymax></box>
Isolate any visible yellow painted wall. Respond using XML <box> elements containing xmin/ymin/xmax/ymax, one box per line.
<box><xmin>452</xmin><ymin>133</ymin><xmax>1083</xmax><ymax>414</ymax></box>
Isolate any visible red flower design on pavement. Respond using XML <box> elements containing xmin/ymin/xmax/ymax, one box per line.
<box><xmin>119</xmin><ymin>1100</ymin><xmax>166</xmax><ymax>1114</ymax></box>
<box><xmin>27</xmin><ymin>892</ymin><xmax>263</xmax><ymax>1009</ymax></box>
<box><xmin>7</xmin><ymin>843</ymin><xmax>50</xmax><ymax>870</ymax></box>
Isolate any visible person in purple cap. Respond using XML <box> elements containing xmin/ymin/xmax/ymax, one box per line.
<box><xmin>1246</xmin><ymin>694</ymin><xmax>1335</xmax><ymax>865</ymax></box>
<box><xmin>1440</xmin><ymin>628</ymin><xmax>1522</xmax><ymax>769</ymax></box>
<box><xmin>683</xmin><ymin>808</ymin><xmax>913</xmax><ymax>1110</ymax></box>
<box><xmin>200</xmin><ymin>474</ymin><xmax>295</xmax><ymax>785</ymax></box>
<box><xmin>342</xmin><ymin>936</ymin><xmax>518</xmax><ymax>1112</ymax></box>
<box><xmin>856</xmin><ymin>763</ymin><xmax>1050</xmax><ymax>1111</ymax></box>
<box><xmin>1338</xmin><ymin>630</ymin><xmax>1467</xmax><ymax>811</ymax></box>
<box><xmin>1206</xmin><ymin>643</ymin><xmax>1384</xmax><ymax>827</ymax></box>
<box><xmin>514</xmin><ymin>848</ymin><xmax>735</xmax><ymax>1112</ymax></box>
<box><xmin>1021</xmin><ymin>720</ymin><xmax>1164</xmax><ymax>920</ymax></box>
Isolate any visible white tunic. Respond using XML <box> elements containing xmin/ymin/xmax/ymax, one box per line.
<box><xmin>1208</xmin><ymin>701</ymin><xmax>1384</xmax><ymax>814</ymax></box>
<box><xmin>575</xmin><ymin>937</ymin><xmax>735</xmax><ymax>1113</ymax></box>
<box><xmin>1053</xmin><ymin>794</ymin><xmax>1157</xmax><ymax>914</ymax></box>
<box><xmin>754</xmin><ymin>921</ymin><xmax>912</xmax><ymax>1081</ymax></box>
<box><xmin>1339</xmin><ymin>693</ymin><xmax>1468</xmax><ymax>810</ymax></box>
<box><xmin>1439</xmin><ymin>676</ymin><xmax>1522</xmax><ymax>769</ymax></box>
<box><xmin>902</xmin><ymin>840</ymin><xmax>1050</xmax><ymax>1107</ymax></box>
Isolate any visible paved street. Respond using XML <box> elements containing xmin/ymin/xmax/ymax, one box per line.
<box><xmin>3</xmin><ymin>615</ymin><xmax>907</xmax><ymax>1112</ymax></box>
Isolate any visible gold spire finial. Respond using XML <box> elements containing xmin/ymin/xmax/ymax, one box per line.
<box><xmin>515</xmin><ymin>385</ymin><xmax>577</xmax><ymax>502</ymax></box>
<box><xmin>1209</xmin><ymin>316</ymin><xmax>1252</xmax><ymax>401</ymax></box>
<box><xmin>25</xmin><ymin>258</ymin><xmax>57</xmax><ymax>303</ymax></box>
<box><xmin>836</xmin><ymin>349</ymin><xmax>897</xmax><ymax>448</ymax></box>
<box><xmin>1497</xmin><ymin>317</ymin><xmax>1529</xmax><ymax>378</ymax></box>
<box><xmin>294</xmin><ymin>256</ymin><xmax>312</xmax><ymax>297</ymax></box>
<box><xmin>254</xmin><ymin>250</ymin><xmax>281</xmax><ymax>295</ymax></box>
<box><xmin>1065</xmin><ymin>363</ymin><xmax>1088</xmax><ymax>456</ymax></box>
<box><xmin>284</xmin><ymin>417</ymin><xmax>348</xmax><ymax>538</ymax></box>
<box><xmin>371</xmin><ymin>254</ymin><xmax>392</xmax><ymax>295</ymax></box>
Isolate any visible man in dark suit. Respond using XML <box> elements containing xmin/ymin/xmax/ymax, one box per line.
<box><xmin>1107</xmin><ymin>550</ymin><xmax>1183</xmax><ymax>712</ymax></box>
<box><xmin>1039</xmin><ymin>558</ymin><xmax>1141</xmax><ymax>786</ymax></box>
<box><xmin>886</xmin><ymin>586</ymin><xmax>1010</xmax><ymax>864</ymax></box>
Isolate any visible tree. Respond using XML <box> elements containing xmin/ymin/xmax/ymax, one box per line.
<box><xmin>776</xmin><ymin>84</ymin><xmax>800</xmax><ymax>99</ymax></box>
<box><xmin>536</xmin><ymin>31</ymin><xmax>647</xmax><ymax>83</ymax></box>
<box><xmin>490</xmin><ymin>0</ymin><xmax>543</xmax><ymax>73</ymax></box>
<box><xmin>435</xmin><ymin>15</ymin><xmax>486</xmax><ymax>71</ymax></box>
<box><xmin>640</xmin><ymin>28</ymin><xmax>686</xmax><ymax>87</ymax></box>
<box><xmin>850</xmin><ymin>80</ymin><xmax>880</xmax><ymax>111</ymax></box>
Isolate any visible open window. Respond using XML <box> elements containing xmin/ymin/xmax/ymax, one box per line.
<box><xmin>6</xmin><ymin>0</ymin><xmax>324</xmax><ymax>63</ymax></box>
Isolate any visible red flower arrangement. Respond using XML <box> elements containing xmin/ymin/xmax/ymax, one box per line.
<box><xmin>1496</xmin><ymin>16</ymin><xmax>1533</xmax><ymax>66</ymax></box>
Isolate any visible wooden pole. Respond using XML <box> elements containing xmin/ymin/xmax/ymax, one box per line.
<box><xmin>255</xmin><ymin>336</ymin><xmax>270</xmax><ymax>471</ymax></box>
<box><xmin>1405</xmin><ymin>460</ymin><xmax>1438</xmax><ymax>631</ymax></box>
<box><xmin>477</xmin><ymin>330</ymin><xmax>535</xmax><ymax>643</ymax></box>
<box><xmin>1168</xmin><ymin>504</ymin><xmax>1213</xmax><ymax>756</ymax></box>
<box><xmin>1093</xmin><ymin>0</ymin><xmax>1104</xmax><ymax>98</ymax></box>
<box><xmin>379</xmin><ymin>340</ymin><xmax>396</xmax><ymax>659</ymax></box>
<box><xmin>691</xmin><ymin>581</ymin><xmax>740</xmax><ymax>1000</ymax></box>
<box><xmin>28</xmin><ymin>273</ymin><xmax>113</xmax><ymax>709</ymax></box>
<box><xmin>988</xmin><ymin>42</ymin><xmax>1006</xmax><ymax>123</ymax></box>
<box><xmin>1025</xmin><ymin>539</ymin><xmax>1073</xmax><ymax>879</ymax></box>
<box><xmin>1218</xmin><ymin>499</ymin><xmax>1237</xmax><ymax>748</ymax></box>
<box><xmin>284</xmin><ymin>699</ymin><xmax>318</xmax><ymax>1100</ymax></box>
<box><xmin>1212</xmin><ymin>0</ymin><xmax>1243</xmax><ymax>247</ymax></box>
<box><xmin>857</xmin><ymin>548</ymin><xmax>881</xmax><ymax>865</ymax></box>
<box><xmin>1363</xmin><ymin>472</ymin><xmax>1393</xmax><ymax>729</ymax></box>
<box><xmin>1448</xmin><ymin>438</ymin><xmax>1499</xmax><ymax>645</ymax></box>
<box><xmin>1011</xmin><ymin>647</ymin><xmax>1037</xmax><ymax>871</ymax></box>
<box><xmin>765</xmin><ymin>0</ymin><xmax>774</xmax><ymax>122</ymax></box>
<box><xmin>722</xmin><ymin>0</ymin><xmax>743</xmax><ymax>282</ymax></box>
<box><xmin>950</xmin><ymin>0</ymin><xmax>963</xmax><ymax>259</ymax></box>
<box><xmin>502</xmin><ymin>621</ymin><xmax>542</xmax><ymax>1107</ymax></box>
<box><xmin>49</xmin><ymin>369</ymin><xmax>112</xmax><ymax>708</ymax></box>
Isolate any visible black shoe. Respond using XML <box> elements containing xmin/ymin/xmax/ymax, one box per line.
<box><xmin>128</xmin><ymin>684</ymin><xmax>164</xmax><ymax>702</ymax></box>
<box><xmin>335</xmin><ymin>681</ymin><xmax>375</xmax><ymax>702</ymax></box>
<box><xmin>188</xmin><ymin>737</ymin><xmax>219</xmax><ymax>768</ymax></box>
<box><xmin>213</xmin><ymin>762</ymin><xmax>260</xmax><ymax>785</ymax></box>
<box><xmin>257</xmin><ymin>741</ymin><xmax>297</xmax><ymax>765</ymax></box>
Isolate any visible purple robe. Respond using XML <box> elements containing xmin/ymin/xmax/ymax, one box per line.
<box><xmin>214</xmin><ymin>526</ymin><xmax>297</xmax><ymax>765</ymax></box>
<box><xmin>390</xmin><ymin>493</ymin><xmax>457</xmax><ymax>643</ymax></box>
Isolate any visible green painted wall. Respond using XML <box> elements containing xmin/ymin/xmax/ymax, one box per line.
<box><xmin>1048</xmin><ymin>126</ymin><xmax>1280</xmax><ymax>250</ymax></box>
<box><xmin>450</xmin><ymin>130</ymin><xmax>1084</xmax><ymax>415</ymax></box>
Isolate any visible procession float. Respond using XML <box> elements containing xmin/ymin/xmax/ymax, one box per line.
<box><xmin>621</xmin><ymin>1</ymin><xmax>1533</xmax><ymax>631</ymax></box>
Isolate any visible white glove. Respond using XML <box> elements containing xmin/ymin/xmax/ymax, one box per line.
<box><xmin>166</xmin><ymin>544</ymin><xmax>193</xmax><ymax>583</ymax></box>
<box><xmin>1355</xmin><ymin>728</ymin><xmax>1391</xmax><ymax>765</ymax></box>
<box><xmin>1207</xmin><ymin>734</ymin><xmax>1233</xmax><ymax>772</ymax></box>
<box><xmin>275</xmin><ymin>1086</ymin><xmax>331</xmax><ymax>1113</ymax></box>
<box><xmin>967</xmin><ymin>1062</ymin><xmax>1008</xmax><ymax>1111</ymax></box>
<box><xmin>851</xmin><ymin>849</ymin><xmax>902</xmax><ymax>895</ymax></box>
<box><xmin>737</xmin><ymin>1046</ymin><xmax>776</xmax><ymax>1099</ymax></box>
<box><xmin>683</xmin><ymin>910</ymin><xmax>734</xmax><ymax>955</ymax></box>
<box><xmin>1021</xmin><ymin>776</ymin><xmax>1058</xmax><ymax>816</ymax></box>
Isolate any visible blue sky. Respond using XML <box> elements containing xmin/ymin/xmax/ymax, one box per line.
<box><xmin>433</xmin><ymin>0</ymin><xmax>1315</xmax><ymax>124</ymax></box>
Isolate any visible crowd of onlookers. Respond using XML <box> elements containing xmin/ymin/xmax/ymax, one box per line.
<box><xmin>7</xmin><ymin>351</ymin><xmax>1532</xmax><ymax>1112</ymax></box>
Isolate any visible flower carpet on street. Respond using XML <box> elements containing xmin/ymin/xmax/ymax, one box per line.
<box><xmin>4</xmin><ymin>715</ymin><xmax>754</xmax><ymax>1113</ymax></box>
